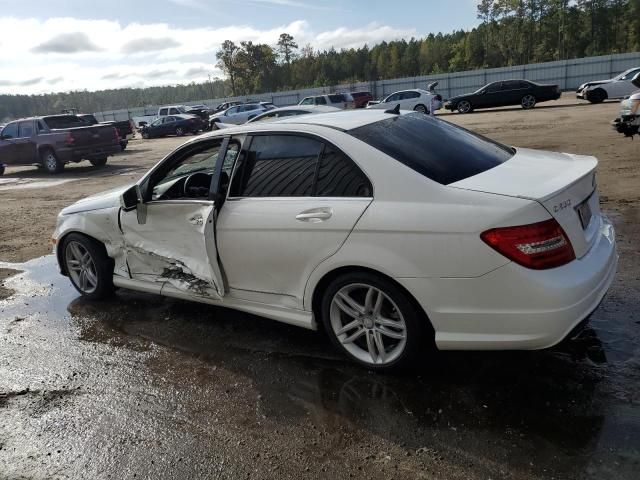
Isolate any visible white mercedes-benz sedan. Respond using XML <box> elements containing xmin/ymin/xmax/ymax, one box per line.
<box><xmin>53</xmin><ymin>110</ymin><xmax>617</xmax><ymax>370</ymax></box>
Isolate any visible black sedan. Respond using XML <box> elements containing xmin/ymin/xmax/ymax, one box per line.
<box><xmin>445</xmin><ymin>80</ymin><xmax>561</xmax><ymax>114</ymax></box>
<box><xmin>141</xmin><ymin>114</ymin><xmax>204</xmax><ymax>139</ymax></box>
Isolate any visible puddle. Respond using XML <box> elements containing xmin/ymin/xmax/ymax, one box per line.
<box><xmin>1</xmin><ymin>253</ymin><xmax>639</xmax><ymax>479</ymax></box>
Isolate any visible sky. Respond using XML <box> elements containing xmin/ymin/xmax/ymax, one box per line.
<box><xmin>0</xmin><ymin>0</ymin><xmax>480</xmax><ymax>95</ymax></box>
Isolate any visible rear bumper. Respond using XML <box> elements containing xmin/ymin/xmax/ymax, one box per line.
<box><xmin>57</xmin><ymin>144</ymin><xmax>121</xmax><ymax>163</ymax></box>
<box><xmin>397</xmin><ymin>215</ymin><xmax>617</xmax><ymax>350</ymax></box>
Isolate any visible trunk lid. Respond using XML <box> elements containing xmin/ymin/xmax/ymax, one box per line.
<box><xmin>451</xmin><ymin>148</ymin><xmax>600</xmax><ymax>258</ymax></box>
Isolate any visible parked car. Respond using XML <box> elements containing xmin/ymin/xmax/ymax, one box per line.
<box><xmin>185</xmin><ymin>106</ymin><xmax>212</xmax><ymax>123</ymax></box>
<box><xmin>157</xmin><ymin>105</ymin><xmax>190</xmax><ymax>116</ymax></box>
<box><xmin>209</xmin><ymin>103</ymin><xmax>274</xmax><ymax>129</ymax></box>
<box><xmin>213</xmin><ymin>101</ymin><xmax>242</xmax><ymax>113</ymax></box>
<box><xmin>78</xmin><ymin>114</ymin><xmax>135</xmax><ymax>151</ymax></box>
<box><xmin>577</xmin><ymin>67</ymin><xmax>640</xmax><ymax>103</ymax></box>
<box><xmin>0</xmin><ymin>115</ymin><xmax>120</xmax><ymax>175</ymax></box>
<box><xmin>612</xmin><ymin>72</ymin><xmax>640</xmax><ymax>138</ymax></box>
<box><xmin>53</xmin><ymin>109</ymin><xmax>616</xmax><ymax>370</ymax></box>
<box><xmin>140</xmin><ymin>114</ymin><xmax>204</xmax><ymax>139</ymax></box>
<box><xmin>366</xmin><ymin>88</ymin><xmax>442</xmax><ymax>114</ymax></box>
<box><xmin>246</xmin><ymin>105</ymin><xmax>341</xmax><ymax>123</ymax></box>
<box><xmin>445</xmin><ymin>80</ymin><xmax>561</xmax><ymax>113</ymax></box>
<box><xmin>299</xmin><ymin>93</ymin><xmax>355</xmax><ymax>110</ymax></box>
<box><xmin>350</xmin><ymin>91</ymin><xmax>374</xmax><ymax>108</ymax></box>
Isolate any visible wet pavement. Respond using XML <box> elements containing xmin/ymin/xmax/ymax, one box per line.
<box><xmin>1</xmin><ymin>209</ymin><xmax>639</xmax><ymax>480</ymax></box>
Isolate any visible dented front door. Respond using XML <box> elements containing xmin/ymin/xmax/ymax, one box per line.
<box><xmin>119</xmin><ymin>200</ymin><xmax>224</xmax><ymax>299</ymax></box>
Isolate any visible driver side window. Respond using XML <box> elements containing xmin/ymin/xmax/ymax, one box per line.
<box><xmin>151</xmin><ymin>141</ymin><xmax>225</xmax><ymax>201</ymax></box>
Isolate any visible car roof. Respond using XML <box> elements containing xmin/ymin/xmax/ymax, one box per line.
<box><xmin>235</xmin><ymin>109</ymin><xmax>410</xmax><ymax>132</ymax></box>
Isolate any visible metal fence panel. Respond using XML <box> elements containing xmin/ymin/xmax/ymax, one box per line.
<box><xmin>94</xmin><ymin>51</ymin><xmax>640</xmax><ymax>121</ymax></box>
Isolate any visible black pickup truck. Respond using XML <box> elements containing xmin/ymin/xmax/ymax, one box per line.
<box><xmin>0</xmin><ymin>115</ymin><xmax>120</xmax><ymax>175</ymax></box>
<box><xmin>77</xmin><ymin>114</ymin><xmax>135</xmax><ymax>151</ymax></box>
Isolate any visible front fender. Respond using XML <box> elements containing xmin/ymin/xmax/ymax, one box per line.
<box><xmin>54</xmin><ymin>206</ymin><xmax>127</xmax><ymax>277</ymax></box>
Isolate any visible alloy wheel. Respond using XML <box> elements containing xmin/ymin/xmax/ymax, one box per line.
<box><xmin>176</xmin><ymin>127</ymin><xmax>185</xmax><ymax>136</ymax></box>
<box><xmin>414</xmin><ymin>104</ymin><xmax>427</xmax><ymax>114</ymax></box>
<box><xmin>329</xmin><ymin>283</ymin><xmax>407</xmax><ymax>366</ymax></box>
<box><xmin>45</xmin><ymin>153</ymin><xmax>57</xmax><ymax>171</ymax></box>
<box><xmin>65</xmin><ymin>241</ymin><xmax>98</xmax><ymax>294</ymax></box>
<box><xmin>457</xmin><ymin>101</ymin><xmax>471</xmax><ymax>113</ymax></box>
<box><xmin>522</xmin><ymin>94</ymin><xmax>536</xmax><ymax>109</ymax></box>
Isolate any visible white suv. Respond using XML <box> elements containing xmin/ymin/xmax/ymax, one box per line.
<box><xmin>366</xmin><ymin>89</ymin><xmax>442</xmax><ymax>114</ymax></box>
<box><xmin>577</xmin><ymin>67</ymin><xmax>640</xmax><ymax>103</ymax></box>
<box><xmin>299</xmin><ymin>93</ymin><xmax>355</xmax><ymax>109</ymax></box>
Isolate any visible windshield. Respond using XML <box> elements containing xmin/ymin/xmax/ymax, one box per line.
<box><xmin>348</xmin><ymin>113</ymin><xmax>514</xmax><ymax>185</ymax></box>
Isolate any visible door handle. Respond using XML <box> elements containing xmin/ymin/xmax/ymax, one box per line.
<box><xmin>296</xmin><ymin>208</ymin><xmax>333</xmax><ymax>222</ymax></box>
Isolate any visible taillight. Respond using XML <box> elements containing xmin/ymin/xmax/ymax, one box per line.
<box><xmin>64</xmin><ymin>132</ymin><xmax>74</xmax><ymax>146</ymax></box>
<box><xmin>480</xmin><ymin>218</ymin><xmax>575</xmax><ymax>270</ymax></box>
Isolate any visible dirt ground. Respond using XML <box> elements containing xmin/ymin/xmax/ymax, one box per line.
<box><xmin>0</xmin><ymin>94</ymin><xmax>639</xmax><ymax>479</ymax></box>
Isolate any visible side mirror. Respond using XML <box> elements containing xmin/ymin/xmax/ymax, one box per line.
<box><xmin>121</xmin><ymin>185</ymin><xmax>139</xmax><ymax>211</ymax></box>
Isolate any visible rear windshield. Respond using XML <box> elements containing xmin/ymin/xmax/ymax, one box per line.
<box><xmin>348</xmin><ymin>113</ymin><xmax>514</xmax><ymax>185</ymax></box>
<box><xmin>43</xmin><ymin>115</ymin><xmax>88</xmax><ymax>129</ymax></box>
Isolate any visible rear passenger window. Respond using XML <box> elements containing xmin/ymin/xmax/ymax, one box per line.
<box><xmin>328</xmin><ymin>94</ymin><xmax>344</xmax><ymax>103</ymax></box>
<box><xmin>316</xmin><ymin>97</ymin><xmax>327</xmax><ymax>105</ymax></box>
<box><xmin>316</xmin><ymin>146</ymin><xmax>372</xmax><ymax>197</ymax></box>
<box><xmin>230</xmin><ymin>135</ymin><xmax>322</xmax><ymax>197</ymax></box>
<box><xmin>18</xmin><ymin>122</ymin><xmax>34</xmax><ymax>138</ymax></box>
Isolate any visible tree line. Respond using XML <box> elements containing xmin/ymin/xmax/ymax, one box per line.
<box><xmin>1</xmin><ymin>0</ymin><xmax>638</xmax><ymax>120</ymax></box>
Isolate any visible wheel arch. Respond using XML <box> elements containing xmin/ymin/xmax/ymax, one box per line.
<box><xmin>56</xmin><ymin>230</ymin><xmax>113</xmax><ymax>277</ymax></box>
<box><xmin>308</xmin><ymin>264</ymin><xmax>435</xmax><ymax>341</ymax></box>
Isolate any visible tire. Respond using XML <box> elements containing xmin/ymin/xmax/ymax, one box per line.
<box><xmin>457</xmin><ymin>100</ymin><xmax>472</xmax><ymax>114</ymax></box>
<box><xmin>588</xmin><ymin>88</ymin><xmax>607</xmax><ymax>104</ymax></box>
<box><xmin>142</xmin><ymin>131</ymin><xmax>150</xmax><ymax>139</ymax></box>
<box><xmin>120</xmin><ymin>140</ymin><xmax>128</xmax><ymax>151</ymax></box>
<box><xmin>41</xmin><ymin>149</ymin><xmax>64</xmax><ymax>174</ymax></box>
<box><xmin>90</xmin><ymin>157</ymin><xmax>107</xmax><ymax>168</ymax></box>
<box><xmin>0</xmin><ymin>164</ymin><xmax>4</xmax><ymax>176</ymax></box>
<box><xmin>521</xmin><ymin>94</ymin><xmax>537</xmax><ymax>109</ymax></box>
<box><xmin>321</xmin><ymin>271</ymin><xmax>429</xmax><ymax>370</ymax></box>
<box><xmin>175</xmin><ymin>126</ymin><xmax>185</xmax><ymax>136</ymax></box>
<box><xmin>413</xmin><ymin>104</ymin><xmax>428</xmax><ymax>114</ymax></box>
<box><xmin>61</xmin><ymin>233</ymin><xmax>114</xmax><ymax>299</ymax></box>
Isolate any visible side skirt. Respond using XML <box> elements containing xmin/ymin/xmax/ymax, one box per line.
<box><xmin>112</xmin><ymin>276</ymin><xmax>316</xmax><ymax>330</ymax></box>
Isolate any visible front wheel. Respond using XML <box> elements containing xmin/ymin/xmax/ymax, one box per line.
<box><xmin>588</xmin><ymin>88</ymin><xmax>607</xmax><ymax>104</ymax></box>
<box><xmin>175</xmin><ymin>126</ymin><xmax>185</xmax><ymax>136</ymax></box>
<box><xmin>457</xmin><ymin>100</ymin><xmax>472</xmax><ymax>114</ymax></box>
<box><xmin>41</xmin><ymin>149</ymin><xmax>64</xmax><ymax>174</ymax></box>
<box><xmin>321</xmin><ymin>272</ymin><xmax>429</xmax><ymax>370</ymax></box>
<box><xmin>62</xmin><ymin>233</ymin><xmax>114</xmax><ymax>299</ymax></box>
<box><xmin>90</xmin><ymin>157</ymin><xmax>107</xmax><ymax>168</ymax></box>
<box><xmin>142</xmin><ymin>131</ymin><xmax>150</xmax><ymax>139</ymax></box>
<box><xmin>0</xmin><ymin>164</ymin><xmax>5</xmax><ymax>176</ymax></box>
<box><xmin>521</xmin><ymin>94</ymin><xmax>537</xmax><ymax>109</ymax></box>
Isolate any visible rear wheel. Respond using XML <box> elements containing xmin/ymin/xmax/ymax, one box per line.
<box><xmin>0</xmin><ymin>164</ymin><xmax>4</xmax><ymax>176</ymax></box>
<box><xmin>142</xmin><ymin>131</ymin><xmax>150</xmax><ymax>139</ymax></box>
<box><xmin>521</xmin><ymin>94</ymin><xmax>537</xmax><ymax>109</ymax></box>
<box><xmin>90</xmin><ymin>157</ymin><xmax>107</xmax><ymax>168</ymax></box>
<box><xmin>588</xmin><ymin>88</ymin><xmax>607</xmax><ymax>104</ymax></box>
<box><xmin>457</xmin><ymin>100</ymin><xmax>472</xmax><ymax>114</ymax></box>
<box><xmin>175</xmin><ymin>126</ymin><xmax>185</xmax><ymax>136</ymax></box>
<box><xmin>41</xmin><ymin>149</ymin><xmax>64</xmax><ymax>174</ymax></box>
<box><xmin>413</xmin><ymin>104</ymin><xmax>428</xmax><ymax>114</ymax></box>
<box><xmin>321</xmin><ymin>272</ymin><xmax>428</xmax><ymax>370</ymax></box>
<box><xmin>62</xmin><ymin>233</ymin><xmax>114</xmax><ymax>299</ymax></box>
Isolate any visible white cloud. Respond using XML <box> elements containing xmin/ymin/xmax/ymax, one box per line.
<box><xmin>0</xmin><ymin>16</ymin><xmax>416</xmax><ymax>95</ymax></box>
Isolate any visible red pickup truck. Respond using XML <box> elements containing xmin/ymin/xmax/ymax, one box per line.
<box><xmin>0</xmin><ymin>115</ymin><xmax>121</xmax><ymax>175</ymax></box>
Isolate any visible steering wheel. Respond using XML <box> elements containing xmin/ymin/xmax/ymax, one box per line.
<box><xmin>184</xmin><ymin>172</ymin><xmax>212</xmax><ymax>198</ymax></box>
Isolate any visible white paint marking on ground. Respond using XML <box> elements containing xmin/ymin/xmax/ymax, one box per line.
<box><xmin>0</xmin><ymin>178</ymin><xmax>79</xmax><ymax>191</ymax></box>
